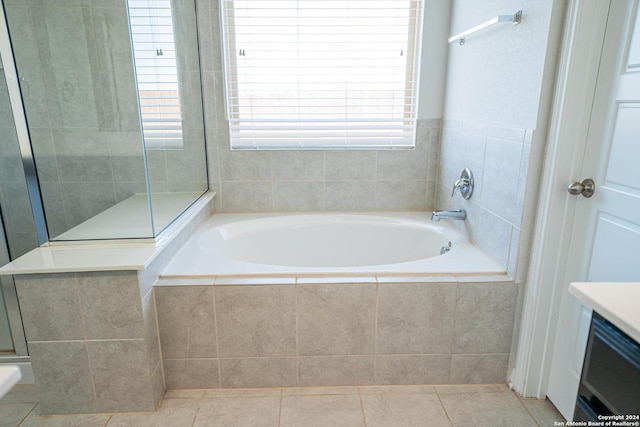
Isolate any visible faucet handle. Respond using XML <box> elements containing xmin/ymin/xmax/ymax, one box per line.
<box><xmin>451</xmin><ymin>168</ymin><xmax>474</xmax><ymax>199</ymax></box>
<box><xmin>451</xmin><ymin>178</ymin><xmax>470</xmax><ymax>197</ymax></box>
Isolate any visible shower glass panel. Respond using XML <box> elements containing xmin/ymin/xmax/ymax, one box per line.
<box><xmin>3</xmin><ymin>0</ymin><xmax>207</xmax><ymax>242</ymax></box>
<box><xmin>130</xmin><ymin>0</ymin><xmax>208</xmax><ymax>233</ymax></box>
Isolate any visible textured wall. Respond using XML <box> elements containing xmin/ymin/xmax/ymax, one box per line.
<box><xmin>444</xmin><ymin>1</ymin><xmax>557</xmax><ymax>129</ymax></box>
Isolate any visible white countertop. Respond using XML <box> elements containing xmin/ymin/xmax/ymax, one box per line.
<box><xmin>0</xmin><ymin>192</ymin><xmax>214</xmax><ymax>275</ymax></box>
<box><xmin>569</xmin><ymin>282</ymin><xmax>640</xmax><ymax>343</ymax></box>
<box><xmin>0</xmin><ymin>243</ymin><xmax>159</xmax><ymax>274</ymax></box>
<box><xmin>0</xmin><ymin>366</ymin><xmax>21</xmax><ymax>399</ymax></box>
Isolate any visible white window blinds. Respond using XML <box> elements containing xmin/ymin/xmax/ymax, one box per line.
<box><xmin>128</xmin><ymin>0</ymin><xmax>183</xmax><ymax>149</ymax></box>
<box><xmin>221</xmin><ymin>0</ymin><xmax>423</xmax><ymax>149</ymax></box>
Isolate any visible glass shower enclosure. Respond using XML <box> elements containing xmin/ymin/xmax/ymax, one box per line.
<box><xmin>0</xmin><ymin>0</ymin><xmax>208</xmax><ymax>356</ymax></box>
<box><xmin>3</xmin><ymin>0</ymin><xmax>208</xmax><ymax>242</ymax></box>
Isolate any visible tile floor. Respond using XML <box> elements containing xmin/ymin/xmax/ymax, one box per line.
<box><xmin>0</xmin><ymin>383</ymin><xmax>565</xmax><ymax>427</ymax></box>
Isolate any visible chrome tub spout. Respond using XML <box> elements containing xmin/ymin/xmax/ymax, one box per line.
<box><xmin>431</xmin><ymin>209</ymin><xmax>467</xmax><ymax>222</ymax></box>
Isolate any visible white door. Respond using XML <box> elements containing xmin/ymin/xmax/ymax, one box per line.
<box><xmin>546</xmin><ymin>0</ymin><xmax>640</xmax><ymax>419</ymax></box>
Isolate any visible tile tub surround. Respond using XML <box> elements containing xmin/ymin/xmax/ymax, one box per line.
<box><xmin>14</xmin><ymin>271</ymin><xmax>163</xmax><ymax>415</ymax></box>
<box><xmin>155</xmin><ymin>277</ymin><xmax>518</xmax><ymax>389</ymax></box>
<box><xmin>204</xmin><ymin>119</ymin><xmax>442</xmax><ymax>213</ymax></box>
<box><xmin>436</xmin><ymin>121</ymin><xmax>534</xmax><ymax>278</ymax></box>
<box><xmin>6</xmin><ymin>194</ymin><xmax>216</xmax><ymax>415</ymax></box>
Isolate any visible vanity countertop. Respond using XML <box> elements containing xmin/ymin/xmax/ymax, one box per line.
<box><xmin>0</xmin><ymin>365</ymin><xmax>21</xmax><ymax>399</ymax></box>
<box><xmin>569</xmin><ymin>282</ymin><xmax>640</xmax><ymax>343</ymax></box>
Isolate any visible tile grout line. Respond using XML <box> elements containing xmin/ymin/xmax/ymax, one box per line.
<box><xmin>212</xmin><ymin>287</ymin><xmax>222</xmax><ymax>388</ymax></box>
<box><xmin>76</xmin><ymin>276</ymin><xmax>100</xmax><ymax>414</ymax></box>
<box><xmin>295</xmin><ymin>283</ymin><xmax>300</xmax><ymax>386</ymax></box>
<box><xmin>16</xmin><ymin>401</ymin><xmax>38</xmax><ymax>427</ymax></box>
<box><xmin>448</xmin><ymin>282</ymin><xmax>461</xmax><ymax>383</ymax></box>
<box><xmin>372</xmin><ymin>281</ymin><xmax>379</xmax><ymax>385</ymax></box>
<box><xmin>278</xmin><ymin>388</ymin><xmax>283</xmax><ymax>427</ymax></box>
<box><xmin>190</xmin><ymin>405</ymin><xmax>200</xmax><ymax>427</ymax></box>
<box><xmin>151</xmin><ymin>288</ymin><xmax>167</xmax><ymax>401</ymax></box>
<box><xmin>434</xmin><ymin>388</ymin><xmax>455</xmax><ymax>427</ymax></box>
<box><xmin>515</xmin><ymin>393</ymin><xmax>545</xmax><ymax>427</ymax></box>
<box><xmin>358</xmin><ymin>386</ymin><xmax>368</xmax><ymax>427</ymax></box>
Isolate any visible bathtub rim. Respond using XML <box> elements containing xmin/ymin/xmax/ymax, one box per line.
<box><xmin>160</xmin><ymin>211</ymin><xmax>508</xmax><ymax>281</ymax></box>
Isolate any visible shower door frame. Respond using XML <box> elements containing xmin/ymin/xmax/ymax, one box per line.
<box><xmin>0</xmin><ymin>0</ymin><xmax>48</xmax><ymax>247</ymax></box>
<box><xmin>0</xmin><ymin>214</ymin><xmax>28</xmax><ymax>357</ymax></box>
<box><xmin>0</xmin><ymin>0</ymin><xmax>49</xmax><ymax>359</ymax></box>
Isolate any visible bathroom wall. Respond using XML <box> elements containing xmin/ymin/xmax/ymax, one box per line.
<box><xmin>438</xmin><ymin>0</ymin><xmax>567</xmax><ymax>277</ymax></box>
<box><xmin>3</xmin><ymin>0</ymin><xmax>207</xmax><ymax>239</ymax></box>
<box><xmin>197</xmin><ymin>1</ymin><xmax>447</xmax><ymax>213</ymax></box>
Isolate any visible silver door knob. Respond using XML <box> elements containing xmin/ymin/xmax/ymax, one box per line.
<box><xmin>567</xmin><ymin>178</ymin><xmax>595</xmax><ymax>198</ymax></box>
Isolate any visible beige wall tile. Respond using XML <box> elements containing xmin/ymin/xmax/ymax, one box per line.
<box><xmin>449</xmin><ymin>354</ymin><xmax>510</xmax><ymax>384</ymax></box>
<box><xmin>453</xmin><ymin>283</ymin><xmax>517</xmax><ymax>354</ymax></box>
<box><xmin>155</xmin><ymin>287</ymin><xmax>217</xmax><ymax>359</ymax></box>
<box><xmin>375</xmin><ymin>180</ymin><xmax>427</xmax><ymax>210</ymax></box>
<box><xmin>215</xmin><ymin>285</ymin><xmax>296</xmax><ymax>357</ymax></box>
<box><xmin>219</xmin><ymin>358</ymin><xmax>297</xmax><ymax>388</ymax></box>
<box><xmin>15</xmin><ymin>274</ymin><xmax>83</xmax><ymax>342</ymax></box>
<box><xmin>273</xmin><ymin>181</ymin><xmax>325</xmax><ymax>211</ymax></box>
<box><xmin>29</xmin><ymin>341</ymin><xmax>96</xmax><ymax>414</ymax></box>
<box><xmin>87</xmin><ymin>340</ymin><xmax>155</xmax><ymax>413</ymax></box>
<box><xmin>325</xmin><ymin>181</ymin><xmax>376</xmax><ymax>211</ymax></box>
<box><xmin>375</xmin><ymin>355</ymin><xmax>451</xmax><ymax>385</ymax></box>
<box><xmin>377</xmin><ymin>283</ymin><xmax>456</xmax><ymax>354</ymax></box>
<box><xmin>297</xmin><ymin>356</ymin><xmax>374</xmax><ymax>387</ymax></box>
<box><xmin>164</xmin><ymin>359</ymin><xmax>220</xmax><ymax>390</ymax></box>
<box><xmin>77</xmin><ymin>271</ymin><xmax>144</xmax><ymax>340</ymax></box>
<box><xmin>297</xmin><ymin>284</ymin><xmax>376</xmax><ymax>356</ymax></box>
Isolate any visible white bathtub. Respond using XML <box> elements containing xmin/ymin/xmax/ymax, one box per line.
<box><xmin>161</xmin><ymin>212</ymin><xmax>505</xmax><ymax>278</ymax></box>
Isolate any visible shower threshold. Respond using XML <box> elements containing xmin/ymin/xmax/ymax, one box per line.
<box><xmin>52</xmin><ymin>191</ymin><xmax>205</xmax><ymax>242</ymax></box>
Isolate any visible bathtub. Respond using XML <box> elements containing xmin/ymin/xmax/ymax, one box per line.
<box><xmin>161</xmin><ymin>212</ymin><xmax>505</xmax><ymax>278</ymax></box>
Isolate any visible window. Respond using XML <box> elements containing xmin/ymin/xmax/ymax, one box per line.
<box><xmin>128</xmin><ymin>0</ymin><xmax>183</xmax><ymax>149</ymax></box>
<box><xmin>221</xmin><ymin>0</ymin><xmax>423</xmax><ymax>149</ymax></box>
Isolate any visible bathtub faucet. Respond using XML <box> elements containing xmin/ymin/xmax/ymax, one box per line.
<box><xmin>431</xmin><ymin>209</ymin><xmax>467</xmax><ymax>222</ymax></box>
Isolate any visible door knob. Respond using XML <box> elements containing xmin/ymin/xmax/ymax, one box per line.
<box><xmin>567</xmin><ymin>178</ymin><xmax>595</xmax><ymax>198</ymax></box>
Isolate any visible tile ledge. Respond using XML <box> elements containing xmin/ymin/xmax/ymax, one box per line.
<box><xmin>0</xmin><ymin>192</ymin><xmax>215</xmax><ymax>276</ymax></box>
